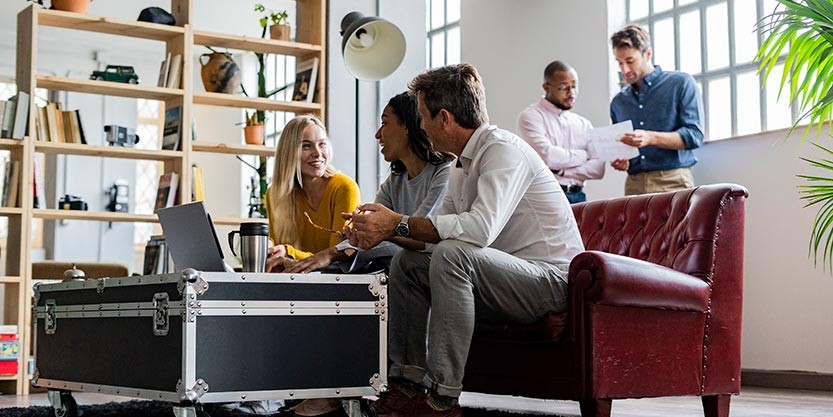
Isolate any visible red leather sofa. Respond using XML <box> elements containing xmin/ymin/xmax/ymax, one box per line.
<box><xmin>463</xmin><ymin>183</ymin><xmax>748</xmax><ymax>417</ymax></box>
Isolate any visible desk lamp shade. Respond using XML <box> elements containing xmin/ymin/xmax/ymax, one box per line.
<box><xmin>340</xmin><ymin>11</ymin><xmax>406</xmax><ymax>81</ymax></box>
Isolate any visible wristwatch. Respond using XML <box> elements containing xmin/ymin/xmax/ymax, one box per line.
<box><xmin>395</xmin><ymin>215</ymin><xmax>410</xmax><ymax>238</ymax></box>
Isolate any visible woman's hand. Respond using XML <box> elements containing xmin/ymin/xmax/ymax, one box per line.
<box><xmin>266</xmin><ymin>245</ymin><xmax>287</xmax><ymax>272</ymax></box>
<box><xmin>284</xmin><ymin>248</ymin><xmax>336</xmax><ymax>274</ymax></box>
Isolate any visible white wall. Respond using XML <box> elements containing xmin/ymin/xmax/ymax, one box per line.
<box><xmin>462</xmin><ymin>0</ymin><xmax>833</xmax><ymax>374</ymax></box>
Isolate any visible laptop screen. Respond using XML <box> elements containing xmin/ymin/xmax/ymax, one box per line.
<box><xmin>157</xmin><ymin>202</ymin><xmax>227</xmax><ymax>272</ymax></box>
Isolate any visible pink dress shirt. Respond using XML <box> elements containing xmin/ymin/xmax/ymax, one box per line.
<box><xmin>517</xmin><ymin>98</ymin><xmax>605</xmax><ymax>186</ymax></box>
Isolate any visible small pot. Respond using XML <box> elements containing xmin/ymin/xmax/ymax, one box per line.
<box><xmin>52</xmin><ymin>0</ymin><xmax>93</xmax><ymax>14</ymax></box>
<box><xmin>270</xmin><ymin>24</ymin><xmax>291</xmax><ymax>41</ymax></box>
<box><xmin>244</xmin><ymin>125</ymin><xmax>264</xmax><ymax>145</ymax></box>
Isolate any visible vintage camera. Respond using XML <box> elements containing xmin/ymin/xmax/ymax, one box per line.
<box><xmin>104</xmin><ymin>125</ymin><xmax>140</xmax><ymax>147</ymax></box>
<box><xmin>58</xmin><ymin>194</ymin><xmax>88</xmax><ymax>211</ymax></box>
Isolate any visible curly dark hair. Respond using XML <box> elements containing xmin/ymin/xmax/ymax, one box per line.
<box><xmin>385</xmin><ymin>92</ymin><xmax>453</xmax><ymax>175</ymax></box>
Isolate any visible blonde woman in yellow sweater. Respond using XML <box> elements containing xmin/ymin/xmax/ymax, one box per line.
<box><xmin>265</xmin><ymin>114</ymin><xmax>360</xmax><ymax>273</ymax></box>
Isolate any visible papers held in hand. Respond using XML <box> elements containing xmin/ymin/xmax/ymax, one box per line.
<box><xmin>588</xmin><ymin>120</ymin><xmax>640</xmax><ymax>162</ymax></box>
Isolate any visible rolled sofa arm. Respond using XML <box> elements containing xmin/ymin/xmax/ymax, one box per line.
<box><xmin>569</xmin><ymin>251</ymin><xmax>711</xmax><ymax>312</ymax></box>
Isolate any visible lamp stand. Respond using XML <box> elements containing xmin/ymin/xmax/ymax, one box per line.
<box><xmin>355</xmin><ymin>77</ymin><xmax>360</xmax><ymax>185</ymax></box>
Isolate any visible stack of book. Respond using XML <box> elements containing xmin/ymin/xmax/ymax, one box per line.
<box><xmin>157</xmin><ymin>52</ymin><xmax>183</xmax><ymax>89</ymax></box>
<box><xmin>0</xmin><ymin>92</ymin><xmax>30</xmax><ymax>139</ymax></box>
<box><xmin>142</xmin><ymin>235</ymin><xmax>174</xmax><ymax>275</ymax></box>
<box><xmin>35</xmin><ymin>102</ymin><xmax>87</xmax><ymax>144</ymax></box>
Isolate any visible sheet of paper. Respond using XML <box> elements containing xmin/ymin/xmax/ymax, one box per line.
<box><xmin>588</xmin><ymin>120</ymin><xmax>640</xmax><ymax>162</ymax></box>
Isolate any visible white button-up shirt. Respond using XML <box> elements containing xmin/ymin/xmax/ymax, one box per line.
<box><xmin>517</xmin><ymin>98</ymin><xmax>605</xmax><ymax>186</ymax></box>
<box><xmin>429</xmin><ymin>124</ymin><xmax>585</xmax><ymax>269</ymax></box>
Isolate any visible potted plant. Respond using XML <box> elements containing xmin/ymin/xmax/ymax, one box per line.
<box><xmin>243</xmin><ymin>111</ymin><xmax>264</xmax><ymax>145</ymax></box>
<box><xmin>757</xmin><ymin>0</ymin><xmax>833</xmax><ymax>269</ymax></box>
<box><xmin>255</xmin><ymin>3</ymin><xmax>290</xmax><ymax>41</ymax></box>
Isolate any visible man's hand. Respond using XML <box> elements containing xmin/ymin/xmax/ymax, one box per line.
<box><xmin>611</xmin><ymin>158</ymin><xmax>630</xmax><ymax>171</ymax></box>
<box><xmin>350</xmin><ymin>203</ymin><xmax>400</xmax><ymax>249</ymax></box>
<box><xmin>619</xmin><ymin>129</ymin><xmax>653</xmax><ymax>147</ymax></box>
<box><xmin>284</xmin><ymin>248</ymin><xmax>335</xmax><ymax>274</ymax></box>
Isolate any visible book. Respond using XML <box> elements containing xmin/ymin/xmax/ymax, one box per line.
<box><xmin>154</xmin><ymin>171</ymin><xmax>179</xmax><ymax>212</ymax></box>
<box><xmin>0</xmin><ymin>102</ymin><xmax>6</xmax><ymax>137</ymax></box>
<box><xmin>166</xmin><ymin>54</ymin><xmax>182</xmax><ymax>89</ymax></box>
<box><xmin>161</xmin><ymin>106</ymin><xmax>182</xmax><ymax>151</ymax></box>
<box><xmin>33</xmin><ymin>154</ymin><xmax>45</xmax><ymax>209</ymax></box>
<box><xmin>75</xmin><ymin>110</ymin><xmax>87</xmax><ymax>145</ymax></box>
<box><xmin>292</xmin><ymin>57</ymin><xmax>319</xmax><ymax>103</ymax></box>
<box><xmin>192</xmin><ymin>165</ymin><xmax>205</xmax><ymax>202</ymax></box>
<box><xmin>61</xmin><ymin>111</ymin><xmax>76</xmax><ymax>144</ymax></box>
<box><xmin>4</xmin><ymin>160</ymin><xmax>20</xmax><ymax>207</ymax></box>
<box><xmin>1</xmin><ymin>99</ymin><xmax>16</xmax><ymax>138</ymax></box>
<box><xmin>45</xmin><ymin>103</ymin><xmax>61</xmax><ymax>143</ymax></box>
<box><xmin>36</xmin><ymin>106</ymin><xmax>49</xmax><ymax>142</ymax></box>
<box><xmin>157</xmin><ymin>52</ymin><xmax>171</xmax><ymax>87</ymax></box>
<box><xmin>10</xmin><ymin>92</ymin><xmax>30</xmax><ymax>139</ymax></box>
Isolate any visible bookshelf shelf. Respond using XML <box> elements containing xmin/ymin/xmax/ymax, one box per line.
<box><xmin>0</xmin><ymin>276</ymin><xmax>22</xmax><ymax>284</ymax></box>
<box><xmin>0</xmin><ymin>207</ymin><xmax>24</xmax><ymax>216</ymax></box>
<box><xmin>192</xmin><ymin>141</ymin><xmax>274</xmax><ymax>157</ymax></box>
<box><xmin>37</xmin><ymin>9</ymin><xmax>186</xmax><ymax>41</ymax></box>
<box><xmin>37</xmin><ymin>76</ymin><xmax>185</xmax><ymax>101</ymax></box>
<box><xmin>193</xmin><ymin>92</ymin><xmax>321</xmax><ymax>113</ymax></box>
<box><xmin>0</xmin><ymin>139</ymin><xmax>24</xmax><ymax>149</ymax></box>
<box><xmin>213</xmin><ymin>216</ymin><xmax>268</xmax><ymax>226</ymax></box>
<box><xmin>0</xmin><ymin>375</ymin><xmax>18</xmax><ymax>381</ymax></box>
<box><xmin>194</xmin><ymin>31</ymin><xmax>322</xmax><ymax>57</ymax></box>
<box><xmin>35</xmin><ymin>142</ymin><xmax>184</xmax><ymax>162</ymax></box>
<box><xmin>33</xmin><ymin>209</ymin><xmax>158</xmax><ymax>223</ymax></box>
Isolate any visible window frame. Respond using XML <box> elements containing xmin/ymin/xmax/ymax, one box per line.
<box><xmin>426</xmin><ymin>0</ymin><xmax>461</xmax><ymax>68</ymax></box>
<box><xmin>623</xmin><ymin>0</ymin><xmax>795</xmax><ymax>141</ymax></box>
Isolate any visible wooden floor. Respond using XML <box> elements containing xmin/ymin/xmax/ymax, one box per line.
<box><xmin>0</xmin><ymin>387</ymin><xmax>830</xmax><ymax>416</ymax></box>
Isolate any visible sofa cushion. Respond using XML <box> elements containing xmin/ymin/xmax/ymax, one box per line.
<box><xmin>473</xmin><ymin>311</ymin><xmax>566</xmax><ymax>343</ymax></box>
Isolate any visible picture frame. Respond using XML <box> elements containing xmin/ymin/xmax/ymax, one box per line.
<box><xmin>292</xmin><ymin>57</ymin><xmax>319</xmax><ymax>103</ymax></box>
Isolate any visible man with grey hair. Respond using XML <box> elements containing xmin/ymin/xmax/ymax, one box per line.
<box><xmin>349</xmin><ymin>63</ymin><xmax>584</xmax><ymax>417</ymax></box>
<box><xmin>518</xmin><ymin>60</ymin><xmax>604</xmax><ymax>203</ymax></box>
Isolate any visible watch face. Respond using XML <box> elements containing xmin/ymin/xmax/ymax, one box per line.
<box><xmin>395</xmin><ymin>223</ymin><xmax>409</xmax><ymax>237</ymax></box>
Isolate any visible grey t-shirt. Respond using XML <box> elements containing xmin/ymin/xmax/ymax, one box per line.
<box><xmin>337</xmin><ymin>161</ymin><xmax>451</xmax><ymax>272</ymax></box>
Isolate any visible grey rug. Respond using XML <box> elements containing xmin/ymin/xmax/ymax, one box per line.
<box><xmin>0</xmin><ymin>400</ymin><xmax>569</xmax><ymax>417</ymax></box>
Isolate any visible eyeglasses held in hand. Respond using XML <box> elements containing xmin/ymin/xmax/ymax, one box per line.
<box><xmin>304</xmin><ymin>211</ymin><xmax>341</xmax><ymax>234</ymax></box>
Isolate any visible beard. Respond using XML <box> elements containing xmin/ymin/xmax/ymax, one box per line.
<box><xmin>554</xmin><ymin>100</ymin><xmax>573</xmax><ymax>111</ymax></box>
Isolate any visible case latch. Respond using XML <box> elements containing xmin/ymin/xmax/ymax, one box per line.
<box><xmin>45</xmin><ymin>299</ymin><xmax>57</xmax><ymax>335</ymax></box>
<box><xmin>153</xmin><ymin>293</ymin><xmax>170</xmax><ymax>336</ymax></box>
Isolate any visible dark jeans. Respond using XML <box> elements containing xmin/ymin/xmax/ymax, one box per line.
<box><xmin>565</xmin><ymin>191</ymin><xmax>586</xmax><ymax>204</ymax></box>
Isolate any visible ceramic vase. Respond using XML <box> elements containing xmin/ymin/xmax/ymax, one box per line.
<box><xmin>199</xmin><ymin>52</ymin><xmax>242</xmax><ymax>94</ymax></box>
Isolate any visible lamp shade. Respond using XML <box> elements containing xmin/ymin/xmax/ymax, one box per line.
<box><xmin>340</xmin><ymin>11</ymin><xmax>406</xmax><ymax>81</ymax></box>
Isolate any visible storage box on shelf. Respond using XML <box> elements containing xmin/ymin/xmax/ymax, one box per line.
<box><xmin>9</xmin><ymin>0</ymin><xmax>326</xmax><ymax>394</ymax></box>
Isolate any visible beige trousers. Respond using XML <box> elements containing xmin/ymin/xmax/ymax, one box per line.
<box><xmin>625</xmin><ymin>167</ymin><xmax>694</xmax><ymax>195</ymax></box>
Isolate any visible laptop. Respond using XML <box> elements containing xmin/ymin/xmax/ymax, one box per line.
<box><xmin>157</xmin><ymin>202</ymin><xmax>229</xmax><ymax>272</ymax></box>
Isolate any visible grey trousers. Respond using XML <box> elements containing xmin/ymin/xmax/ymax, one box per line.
<box><xmin>387</xmin><ymin>240</ymin><xmax>569</xmax><ymax>398</ymax></box>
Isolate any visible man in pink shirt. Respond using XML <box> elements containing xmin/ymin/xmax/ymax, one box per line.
<box><xmin>517</xmin><ymin>60</ymin><xmax>605</xmax><ymax>203</ymax></box>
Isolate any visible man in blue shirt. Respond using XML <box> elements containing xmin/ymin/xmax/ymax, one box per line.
<box><xmin>609</xmin><ymin>24</ymin><xmax>704</xmax><ymax>195</ymax></box>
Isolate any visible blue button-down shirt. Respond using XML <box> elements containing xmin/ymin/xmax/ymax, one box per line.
<box><xmin>610</xmin><ymin>66</ymin><xmax>704</xmax><ymax>175</ymax></box>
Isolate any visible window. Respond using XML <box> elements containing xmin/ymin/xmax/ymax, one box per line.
<box><xmin>621</xmin><ymin>0</ymin><xmax>793</xmax><ymax>140</ymax></box>
<box><xmin>134</xmin><ymin>99</ymin><xmax>164</xmax><ymax>246</ymax></box>
<box><xmin>426</xmin><ymin>0</ymin><xmax>461</xmax><ymax>68</ymax></box>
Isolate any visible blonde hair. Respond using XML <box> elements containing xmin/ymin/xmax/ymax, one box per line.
<box><xmin>267</xmin><ymin>114</ymin><xmax>336</xmax><ymax>246</ymax></box>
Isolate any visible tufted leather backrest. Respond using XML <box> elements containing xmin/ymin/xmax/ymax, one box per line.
<box><xmin>571</xmin><ymin>184</ymin><xmax>748</xmax><ymax>283</ymax></box>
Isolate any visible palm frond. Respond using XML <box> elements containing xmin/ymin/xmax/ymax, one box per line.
<box><xmin>758</xmin><ymin>0</ymin><xmax>833</xmax><ymax>140</ymax></box>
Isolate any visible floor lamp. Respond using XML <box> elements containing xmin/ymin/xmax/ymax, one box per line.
<box><xmin>340</xmin><ymin>11</ymin><xmax>406</xmax><ymax>185</ymax></box>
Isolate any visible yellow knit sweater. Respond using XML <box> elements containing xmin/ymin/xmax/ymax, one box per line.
<box><xmin>266</xmin><ymin>173</ymin><xmax>360</xmax><ymax>260</ymax></box>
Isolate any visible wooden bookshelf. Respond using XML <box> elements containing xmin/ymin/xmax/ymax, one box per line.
<box><xmin>12</xmin><ymin>0</ymin><xmax>327</xmax><ymax>395</ymax></box>
<box><xmin>35</xmin><ymin>142</ymin><xmax>184</xmax><ymax>162</ymax></box>
<box><xmin>37</xmin><ymin>76</ymin><xmax>185</xmax><ymax>101</ymax></box>
<box><xmin>192</xmin><ymin>141</ymin><xmax>274</xmax><ymax>157</ymax></box>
